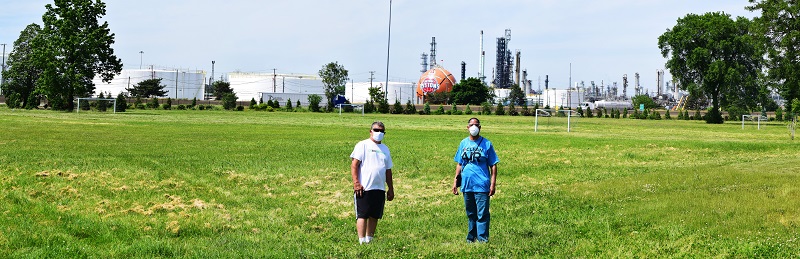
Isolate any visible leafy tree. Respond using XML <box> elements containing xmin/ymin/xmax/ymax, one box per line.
<box><xmin>222</xmin><ymin>93</ymin><xmax>238</xmax><ymax>110</ymax></box>
<box><xmin>212</xmin><ymin>81</ymin><xmax>233</xmax><ymax>100</ymax></box>
<box><xmin>508</xmin><ymin>83</ymin><xmax>526</xmax><ymax>106</ymax></box>
<box><xmin>127</xmin><ymin>78</ymin><xmax>167</xmax><ymax>98</ymax></box>
<box><xmin>308</xmin><ymin>94</ymin><xmax>322</xmax><ymax>112</ymax></box>
<box><xmin>115</xmin><ymin>93</ymin><xmax>127</xmax><ymax>112</ymax></box>
<box><xmin>748</xmin><ymin>1</ymin><xmax>800</xmax><ymax>113</ymax></box>
<box><xmin>404</xmin><ymin>100</ymin><xmax>416</xmax><ymax>114</ymax></box>
<box><xmin>631</xmin><ymin>95</ymin><xmax>658</xmax><ymax>110</ymax></box>
<box><xmin>318</xmin><ymin>62</ymin><xmax>348</xmax><ymax>112</ymax></box>
<box><xmin>32</xmin><ymin>1</ymin><xmax>122</xmax><ymax>110</ymax></box>
<box><xmin>426</xmin><ymin>91</ymin><xmax>451</xmax><ymax>105</ymax></box>
<box><xmin>450</xmin><ymin>77</ymin><xmax>492</xmax><ymax>105</ymax></box>
<box><xmin>1</xmin><ymin>24</ymin><xmax>42</xmax><ymax>109</ymax></box>
<box><xmin>659</xmin><ymin>12</ymin><xmax>763</xmax><ymax>124</ymax></box>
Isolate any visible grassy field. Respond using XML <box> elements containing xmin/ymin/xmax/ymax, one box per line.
<box><xmin>0</xmin><ymin>108</ymin><xmax>798</xmax><ymax>258</ymax></box>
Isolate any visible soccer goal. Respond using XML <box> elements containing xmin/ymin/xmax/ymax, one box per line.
<box><xmin>535</xmin><ymin>109</ymin><xmax>576</xmax><ymax>132</ymax></box>
<box><xmin>741</xmin><ymin>114</ymin><xmax>766</xmax><ymax>130</ymax></box>
<box><xmin>75</xmin><ymin>98</ymin><xmax>118</xmax><ymax>113</ymax></box>
<box><xmin>336</xmin><ymin>104</ymin><xmax>364</xmax><ymax>116</ymax></box>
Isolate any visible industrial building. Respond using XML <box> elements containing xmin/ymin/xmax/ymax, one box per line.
<box><xmin>92</xmin><ymin>67</ymin><xmax>206</xmax><ymax>99</ymax></box>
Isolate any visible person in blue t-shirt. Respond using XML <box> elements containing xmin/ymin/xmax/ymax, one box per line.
<box><xmin>452</xmin><ymin>117</ymin><xmax>499</xmax><ymax>243</ymax></box>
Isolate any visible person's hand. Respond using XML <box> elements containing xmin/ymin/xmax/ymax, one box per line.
<box><xmin>387</xmin><ymin>189</ymin><xmax>394</xmax><ymax>201</ymax></box>
<box><xmin>354</xmin><ymin>182</ymin><xmax>364</xmax><ymax>197</ymax></box>
<box><xmin>489</xmin><ymin>186</ymin><xmax>495</xmax><ymax>196</ymax></box>
<box><xmin>452</xmin><ymin>184</ymin><xmax>459</xmax><ymax>195</ymax></box>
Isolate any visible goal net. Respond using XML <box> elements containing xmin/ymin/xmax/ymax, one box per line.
<box><xmin>535</xmin><ymin>109</ymin><xmax>577</xmax><ymax>132</ymax></box>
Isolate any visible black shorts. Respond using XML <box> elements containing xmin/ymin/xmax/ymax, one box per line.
<box><xmin>354</xmin><ymin>190</ymin><xmax>386</xmax><ymax>219</ymax></box>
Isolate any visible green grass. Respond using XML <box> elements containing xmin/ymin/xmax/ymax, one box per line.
<box><xmin>0</xmin><ymin>109</ymin><xmax>798</xmax><ymax>257</ymax></box>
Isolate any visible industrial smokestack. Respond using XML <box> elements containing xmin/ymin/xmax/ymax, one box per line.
<box><xmin>479</xmin><ymin>30</ymin><xmax>485</xmax><ymax>82</ymax></box>
<box><xmin>514</xmin><ymin>50</ymin><xmax>521</xmax><ymax>87</ymax></box>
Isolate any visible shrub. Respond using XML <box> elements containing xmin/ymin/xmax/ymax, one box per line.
<box><xmin>435</xmin><ymin>105</ymin><xmax>445</xmax><ymax>115</ymax></box>
<box><xmin>664</xmin><ymin>110</ymin><xmax>671</xmax><ymax>120</ymax></box>
<box><xmin>622</xmin><ymin>109</ymin><xmax>628</xmax><ymax>118</ymax></box>
<box><xmin>198</xmin><ymin>105</ymin><xmax>205</xmax><ymax>110</ymax></box>
<box><xmin>495</xmin><ymin>102</ymin><xmax>505</xmax><ymax>116</ymax></box>
<box><xmin>482</xmin><ymin>102</ymin><xmax>493</xmax><ymax>115</ymax></box>
<box><xmin>694</xmin><ymin>109</ymin><xmax>703</xmax><ymax>121</ymax></box>
<box><xmin>206</xmin><ymin>105</ymin><xmax>214</xmax><ymax>110</ymax></box>
<box><xmin>596</xmin><ymin>108</ymin><xmax>602</xmax><ymax>118</ymax></box>
<box><xmin>508</xmin><ymin>103</ymin><xmax>518</xmax><ymax>116</ymax></box>
<box><xmin>134</xmin><ymin>97</ymin><xmax>143</xmax><ymax>110</ymax></box>
<box><xmin>364</xmin><ymin>100</ymin><xmax>375</xmax><ymax>113</ymax></box>
<box><xmin>115</xmin><ymin>93</ymin><xmax>127</xmax><ymax>112</ymax></box>
<box><xmin>296</xmin><ymin>100</ymin><xmax>301</xmax><ymax>110</ymax></box>
<box><xmin>266</xmin><ymin>106</ymin><xmax>274</xmax><ymax>112</ymax></box>
<box><xmin>308</xmin><ymin>94</ymin><xmax>322</xmax><ymax>112</ymax></box>
<box><xmin>405</xmin><ymin>100</ymin><xmax>416</xmax><ymax>114</ymax></box>
<box><xmin>250</xmin><ymin>98</ymin><xmax>257</xmax><ymax>109</ymax></box>
<box><xmin>222</xmin><ymin>93</ymin><xmax>238</xmax><ymax>110</ymax></box>
<box><xmin>378</xmin><ymin>100</ymin><xmax>390</xmax><ymax>114</ymax></box>
<box><xmin>286</xmin><ymin>98</ymin><xmax>293</xmax><ymax>110</ymax></box>
<box><xmin>177</xmin><ymin>104</ymin><xmax>186</xmax><ymax>110</ymax></box>
<box><xmin>236</xmin><ymin>105</ymin><xmax>244</xmax><ymax>111</ymax></box>
<box><xmin>191</xmin><ymin>97</ymin><xmax>197</xmax><ymax>108</ymax></box>
<box><xmin>423</xmin><ymin>102</ymin><xmax>431</xmax><ymax>115</ymax></box>
<box><xmin>465</xmin><ymin>105</ymin><xmax>472</xmax><ymax>115</ymax></box>
<box><xmin>266</xmin><ymin>99</ymin><xmax>274</xmax><ymax>108</ymax></box>
<box><xmin>576</xmin><ymin>106</ymin><xmax>584</xmax><ymax>117</ymax></box>
<box><xmin>775</xmin><ymin>108</ymin><xmax>783</xmax><ymax>121</ymax></box>
<box><xmin>147</xmin><ymin>98</ymin><xmax>159</xmax><ymax>109</ymax></box>
<box><xmin>392</xmin><ymin>100</ymin><xmax>404</xmax><ymax>114</ymax></box>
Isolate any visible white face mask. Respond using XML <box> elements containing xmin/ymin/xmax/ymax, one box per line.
<box><xmin>372</xmin><ymin>131</ymin><xmax>385</xmax><ymax>142</ymax></box>
<box><xmin>469</xmin><ymin>125</ymin><xmax>480</xmax><ymax>137</ymax></box>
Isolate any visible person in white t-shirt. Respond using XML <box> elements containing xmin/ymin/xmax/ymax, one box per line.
<box><xmin>350</xmin><ymin>121</ymin><xmax>394</xmax><ymax>244</ymax></box>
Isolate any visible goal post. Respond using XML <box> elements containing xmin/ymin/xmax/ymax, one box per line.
<box><xmin>75</xmin><ymin>98</ymin><xmax>117</xmax><ymax>113</ymax></box>
<box><xmin>741</xmin><ymin>115</ymin><xmax>766</xmax><ymax>130</ymax></box>
<box><xmin>336</xmin><ymin>104</ymin><xmax>364</xmax><ymax>116</ymax></box>
<box><xmin>535</xmin><ymin>109</ymin><xmax>575</xmax><ymax>132</ymax></box>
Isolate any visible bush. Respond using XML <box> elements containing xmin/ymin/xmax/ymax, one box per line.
<box><xmin>177</xmin><ymin>104</ymin><xmax>186</xmax><ymax>110</ymax></box>
<box><xmin>147</xmin><ymin>98</ymin><xmax>159</xmax><ymax>109</ymax></box>
<box><xmin>198</xmin><ymin>105</ymin><xmax>205</xmax><ymax>110</ymax></box>
<box><xmin>664</xmin><ymin>110</ymin><xmax>671</xmax><ymax>120</ymax></box>
<box><xmin>191</xmin><ymin>97</ymin><xmax>197</xmax><ymax>108</ymax></box>
<box><xmin>775</xmin><ymin>108</ymin><xmax>783</xmax><ymax>121</ymax></box>
<box><xmin>164</xmin><ymin>97</ymin><xmax>172</xmax><ymax>110</ymax></box>
<box><xmin>308</xmin><ymin>94</ymin><xmax>322</xmax><ymax>112</ymax></box>
<box><xmin>423</xmin><ymin>102</ymin><xmax>431</xmax><ymax>115</ymax></box>
<box><xmin>296</xmin><ymin>100</ymin><xmax>301</xmax><ymax>110</ymax></box>
<box><xmin>405</xmin><ymin>100</ymin><xmax>417</xmax><ymax>114</ymax></box>
<box><xmin>236</xmin><ymin>105</ymin><xmax>244</xmax><ymax>111</ymax></box>
<box><xmin>222</xmin><ymin>93</ymin><xmax>238</xmax><ymax>110</ymax></box>
<box><xmin>364</xmin><ymin>100</ymin><xmax>375</xmax><ymax>113</ymax></box>
<box><xmin>266</xmin><ymin>106</ymin><xmax>274</xmax><ymax>112</ymax></box>
<box><xmin>465</xmin><ymin>105</ymin><xmax>473</xmax><ymax>115</ymax></box>
<box><xmin>495</xmin><ymin>102</ymin><xmax>505</xmax><ymax>116</ymax></box>
<box><xmin>378</xmin><ymin>100</ymin><xmax>390</xmax><ymax>114</ymax></box>
<box><xmin>286</xmin><ymin>98</ymin><xmax>293</xmax><ymax>110</ymax></box>
<box><xmin>576</xmin><ymin>106</ymin><xmax>584</xmax><ymax>117</ymax></box>
<box><xmin>392</xmin><ymin>100</ymin><xmax>404</xmax><ymax>114</ymax></box>
<box><xmin>622</xmin><ymin>109</ymin><xmax>628</xmax><ymax>118</ymax></box>
<box><xmin>134</xmin><ymin>97</ymin><xmax>143</xmax><ymax>110</ymax></box>
<box><xmin>250</xmin><ymin>98</ymin><xmax>257</xmax><ymax>109</ymax></box>
<box><xmin>694</xmin><ymin>109</ymin><xmax>703</xmax><ymax>121</ymax></box>
<box><xmin>434</xmin><ymin>105</ymin><xmax>445</xmax><ymax>115</ymax></box>
<box><xmin>115</xmin><ymin>93</ymin><xmax>127</xmax><ymax>112</ymax></box>
<box><xmin>507</xmin><ymin>103</ymin><xmax>518</xmax><ymax>116</ymax></box>
<box><xmin>206</xmin><ymin>105</ymin><xmax>214</xmax><ymax>110</ymax></box>
<box><xmin>266</xmin><ymin>99</ymin><xmax>274</xmax><ymax>108</ymax></box>
<box><xmin>482</xmin><ymin>102</ymin><xmax>493</xmax><ymax>115</ymax></box>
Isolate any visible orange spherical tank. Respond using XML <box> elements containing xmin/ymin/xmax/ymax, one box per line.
<box><xmin>417</xmin><ymin>66</ymin><xmax>456</xmax><ymax>97</ymax></box>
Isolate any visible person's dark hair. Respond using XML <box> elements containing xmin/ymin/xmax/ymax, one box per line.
<box><xmin>468</xmin><ymin>117</ymin><xmax>480</xmax><ymax>124</ymax></box>
<box><xmin>371</xmin><ymin>121</ymin><xmax>385</xmax><ymax>129</ymax></box>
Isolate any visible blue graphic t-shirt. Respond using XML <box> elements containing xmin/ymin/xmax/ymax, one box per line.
<box><xmin>454</xmin><ymin>136</ymin><xmax>499</xmax><ymax>193</ymax></box>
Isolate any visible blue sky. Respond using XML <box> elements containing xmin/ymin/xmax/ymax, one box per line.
<box><xmin>1</xmin><ymin>0</ymin><xmax>756</xmax><ymax>93</ymax></box>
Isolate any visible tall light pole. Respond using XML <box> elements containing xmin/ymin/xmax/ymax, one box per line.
<box><xmin>384</xmin><ymin>0</ymin><xmax>392</xmax><ymax>102</ymax></box>
<box><xmin>139</xmin><ymin>50</ymin><xmax>144</xmax><ymax>69</ymax></box>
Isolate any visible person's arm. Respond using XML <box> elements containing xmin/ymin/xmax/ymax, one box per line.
<box><xmin>351</xmin><ymin>158</ymin><xmax>363</xmax><ymax>197</ymax></box>
<box><xmin>386</xmin><ymin>169</ymin><xmax>394</xmax><ymax>201</ymax></box>
<box><xmin>452</xmin><ymin>164</ymin><xmax>462</xmax><ymax>195</ymax></box>
<box><xmin>489</xmin><ymin>164</ymin><xmax>497</xmax><ymax>196</ymax></box>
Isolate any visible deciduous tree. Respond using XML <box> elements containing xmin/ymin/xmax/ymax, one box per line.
<box><xmin>33</xmin><ymin>0</ymin><xmax>122</xmax><ymax>111</ymax></box>
<box><xmin>659</xmin><ymin>12</ymin><xmax>763</xmax><ymax>123</ymax></box>
<box><xmin>1</xmin><ymin>24</ymin><xmax>42</xmax><ymax>109</ymax></box>
<box><xmin>318</xmin><ymin>62</ymin><xmax>348</xmax><ymax>112</ymax></box>
<box><xmin>748</xmin><ymin>0</ymin><xmax>800</xmax><ymax>113</ymax></box>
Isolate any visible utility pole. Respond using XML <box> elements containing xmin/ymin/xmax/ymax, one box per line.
<box><xmin>369</xmin><ymin>71</ymin><xmax>375</xmax><ymax>88</ymax></box>
<box><xmin>175</xmin><ymin>69</ymin><xmax>179</xmax><ymax>99</ymax></box>
<box><xmin>385</xmin><ymin>0</ymin><xmax>392</xmax><ymax>102</ymax></box>
<box><xmin>1</xmin><ymin>43</ymin><xmax>6</xmax><ymax>87</ymax></box>
<box><xmin>139</xmin><ymin>51</ymin><xmax>144</xmax><ymax>69</ymax></box>
<box><xmin>272</xmin><ymin>68</ymin><xmax>277</xmax><ymax>92</ymax></box>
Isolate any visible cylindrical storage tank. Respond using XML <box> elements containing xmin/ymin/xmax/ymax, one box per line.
<box><xmin>417</xmin><ymin>66</ymin><xmax>456</xmax><ymax>99</ymax></box>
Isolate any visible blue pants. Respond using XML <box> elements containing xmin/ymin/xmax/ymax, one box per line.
<box><xmin>463</xmin><ymin>192</ymin><xmax>490</xmax><ymax>242</ymax></box>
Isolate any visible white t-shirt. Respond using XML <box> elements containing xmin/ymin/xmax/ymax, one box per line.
<box><xmin>350</xmin><ymin>139</ymin><xmax>393</xmax><ymax>191</ymax></box>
